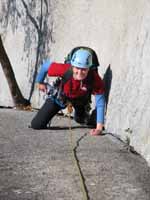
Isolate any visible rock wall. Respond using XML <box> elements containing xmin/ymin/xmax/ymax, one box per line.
<box><xmin>0</xmin><ymin>0</ymin><xmax>150</xmax><ymax>164</ymax></box>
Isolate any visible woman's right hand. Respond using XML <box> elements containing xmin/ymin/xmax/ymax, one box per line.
<box><xmin>36</xmin><ymin>83</ymin><xmax>47</xmax><ymax>93</ymax></box>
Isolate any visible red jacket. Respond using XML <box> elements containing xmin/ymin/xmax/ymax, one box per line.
<box><xmin>48</xmin><ymin>63</ymin><xmax>105</xmax><ymax>99</ymax></box>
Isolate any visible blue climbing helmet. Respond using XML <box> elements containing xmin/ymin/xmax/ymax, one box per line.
<box><xmin>70</xmin><ymin>49</ymin><xmax>93</xmax><ymax>69</ymax></box>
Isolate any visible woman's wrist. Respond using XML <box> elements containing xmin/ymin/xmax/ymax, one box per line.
<box><xmin>96</xmin><ymin>123</ymin><xmax>104</xmax><ymax>131</ymax></box>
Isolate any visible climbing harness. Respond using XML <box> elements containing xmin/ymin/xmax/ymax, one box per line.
<box><xmin>67</xmin><ymin>103</ymin><xmax>89</xmax><ymax>200</ymax></box>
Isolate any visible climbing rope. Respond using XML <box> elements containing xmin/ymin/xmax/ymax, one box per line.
<box><xmin>67</xmin><ymin>103</ymin><xmax>89</xmax><ymax>200</ymax></box>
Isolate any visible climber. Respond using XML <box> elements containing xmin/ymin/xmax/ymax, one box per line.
<box><xmin>30</xmin><ymin>48</ymin><xmax>105</xmax><ymax>136</ymax></box>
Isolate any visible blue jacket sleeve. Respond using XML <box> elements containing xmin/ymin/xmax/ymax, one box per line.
<box><xmin>95</xmin><ymin>94</ymin><xmax>105</xmax><ymax>124</ymax></box>
<box><xmin>36</xmin><ymin>59</ymin><xmax>52</xmax><ymax>83</ymax></box>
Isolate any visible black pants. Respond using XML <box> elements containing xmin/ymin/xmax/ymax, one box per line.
<box><xmin>31</xmin><ymin>96</ymin><xmax>95</xmax><ymax>129</ymax></box>
<box><xmin>31</xmin><ymin>98</ymin><xmax>61</xmax><ymax>129</ymax></box>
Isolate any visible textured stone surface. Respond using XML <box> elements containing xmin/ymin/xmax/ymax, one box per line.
<box><xmin>0</xmin><ymin>108</ymin><xmax>150</xmax><ymax>200</ymax></box>
<box><xmin>0</xmin><ymin>0</ymin><xmax>150</xmax><ymax>163</ymax></box>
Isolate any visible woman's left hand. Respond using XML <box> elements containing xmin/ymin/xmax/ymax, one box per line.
<box><xmin>90</xmin><ymin>123</ymin><xmax>104</xmax><ymax>136</ymax></box>
<box><xmin>90</xmin><ymin>129</ymin><xmax>102</xmax><ymax>136</ymax></box>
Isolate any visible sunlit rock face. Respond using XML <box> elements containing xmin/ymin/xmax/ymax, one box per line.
<box><xmin>0</xmin><ymin>0</ymin><xmax>150</xmax><ymax>165</ymax></box>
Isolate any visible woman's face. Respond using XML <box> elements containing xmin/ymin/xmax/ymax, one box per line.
<box><xmin>72</xmin><ymin>66</ymin><xmax>89</xmax><ymax>80</ymax></box>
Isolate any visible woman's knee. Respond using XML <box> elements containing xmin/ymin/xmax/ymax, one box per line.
<box><xmin>30</xmin><ymin>118</ymin><xmax>47</xmax><ymax>129</ymax></box>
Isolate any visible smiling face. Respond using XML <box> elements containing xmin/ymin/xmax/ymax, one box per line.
<box><xmin>72</xmin><ymin>66</ymin><xmax>89</xmax><ymax>80</ymax></box>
